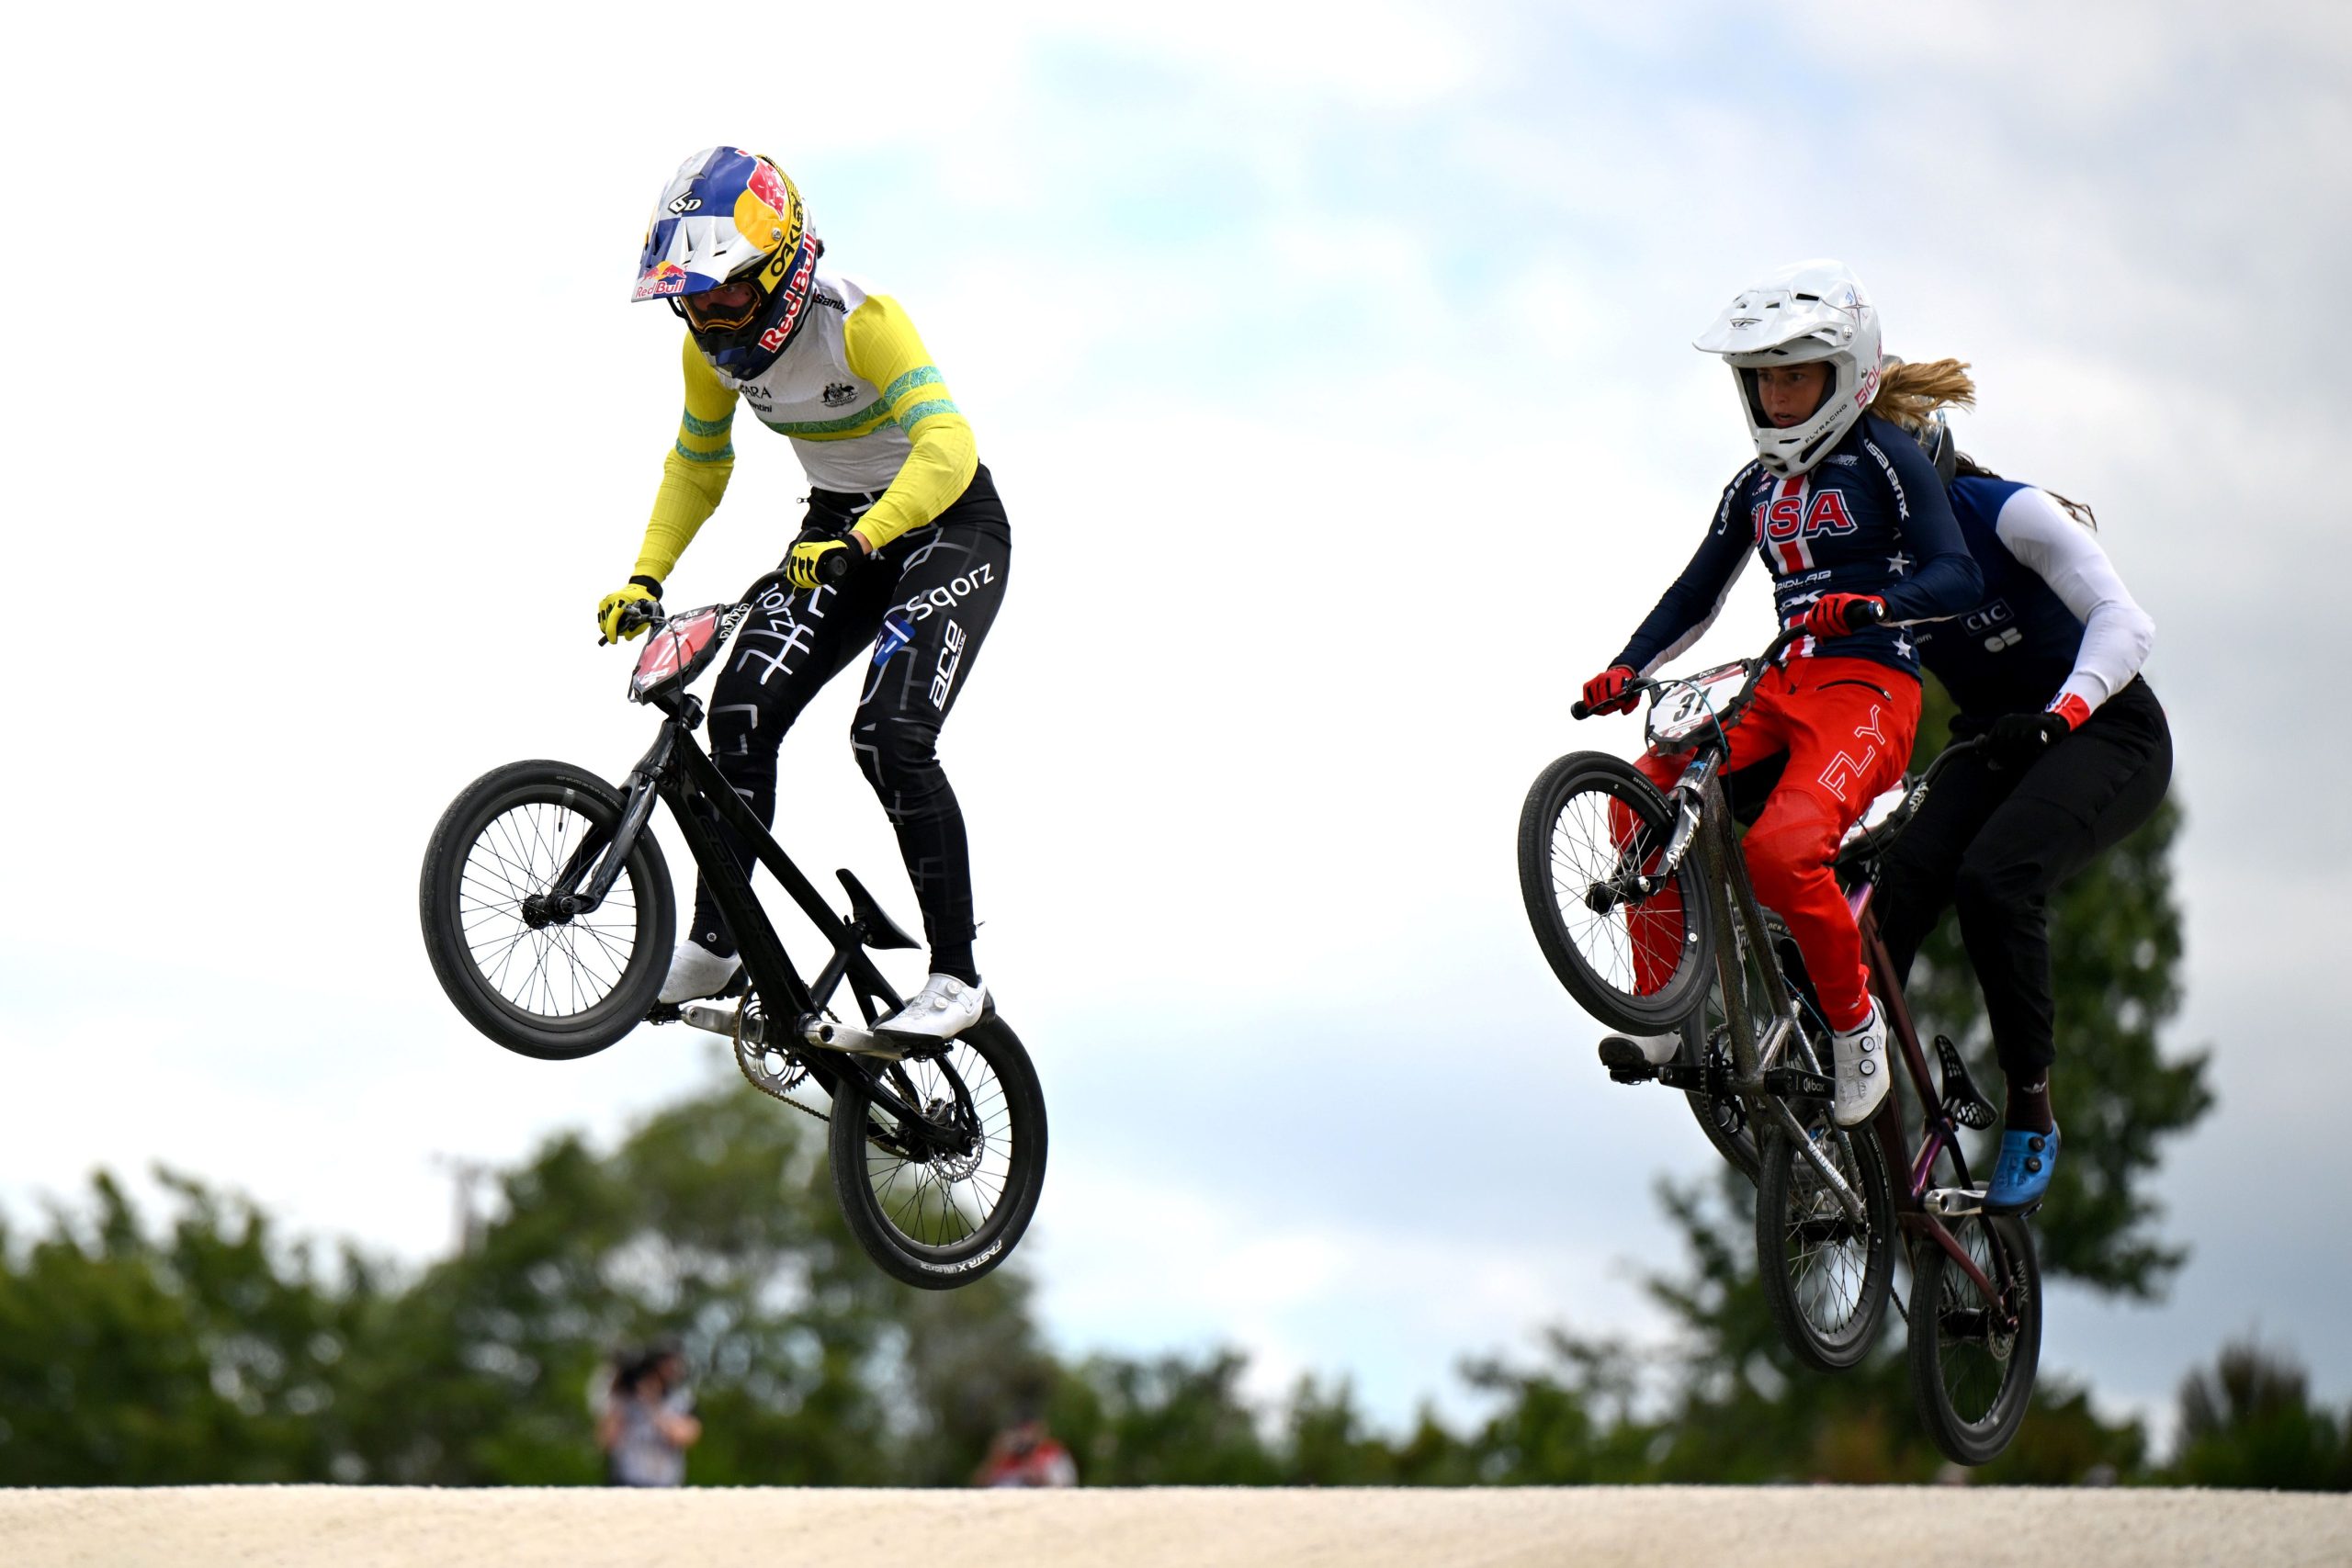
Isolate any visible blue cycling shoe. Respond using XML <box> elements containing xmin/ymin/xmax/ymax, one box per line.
<box><xmin>1985</xmin><ymin>1124</ymin><xmax>2060</xmax><ymax>1213</ymax></box>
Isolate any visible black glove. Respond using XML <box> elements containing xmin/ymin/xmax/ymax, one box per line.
<box><xmin>1986</xmin><ymin>709</ymin><xmax>2075</xmax><ymax>769</ymax></box>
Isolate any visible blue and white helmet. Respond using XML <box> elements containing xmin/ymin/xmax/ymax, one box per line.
<box><xmin>634</xmin><ymin>147</ymin><xmax>822</xmax><ymax>381</ymax></box>
<box><xmin>1693</xmin><ymin>259</ymin><xmax>1884</xmax><ymax>477</ymax></box>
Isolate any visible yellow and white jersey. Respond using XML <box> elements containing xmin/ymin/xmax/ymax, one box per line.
<box><xmin>632</xmin><ymin>268</ymin><xmax>978</xmax><ymax>582</ymax></box>
<box><xmin>725</xmin><ymin>271</ymin><xmax>941</xmax><ymax>491</ymax></box>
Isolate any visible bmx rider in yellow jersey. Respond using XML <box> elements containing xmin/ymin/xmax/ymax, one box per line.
<box><xmin>598</xmin><ymin>146</ymin><xmax>1011</xmax><ymax>1043</ymax></box>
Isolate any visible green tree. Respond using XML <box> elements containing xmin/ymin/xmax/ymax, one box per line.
<box><xmin>2171</xmin><ymin>1338</ymin><xmax>2352</xmax><ymax>1491</ymax></box>
<box><xmin>0</xmin><ymin>1170</ymin><xmax>383</xmax><ymax>1484</ymax></box>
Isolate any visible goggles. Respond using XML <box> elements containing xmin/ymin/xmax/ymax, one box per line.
<box><xmin>682</xmin><ymin>277</ymin><xmax>763</xmax><ymax>333</ymax></box>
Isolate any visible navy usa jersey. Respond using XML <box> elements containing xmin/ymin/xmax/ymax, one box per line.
<box><xmin>1614</xmin><ymin>413</ymin><xmax>1980</xmax><ymax>681</ymax></box>
<box><xmin>1915</xmin><ymin>474</ymin><xmax>2154</xmax><ymax>722</ymax></box>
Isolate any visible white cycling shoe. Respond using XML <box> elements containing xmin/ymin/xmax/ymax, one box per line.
<box><xmin>1598</xmin><ymin>1031</ymin><xmax>1680</xmax><ymax>1073</ymax></box>
<box><xmin>657</xmin><ymin>940</ymin><xmax>741</xmax><ymax>1005</ymax></box>
<box><xmin>1830</xmin><ymin>998</ymin><xmax>1892</xmax><ymax>1128</ymax></box>
<box><xmin>877</xmin><ymin>974</ymin><xmax>989</xmax><ymax>1043</ymax></box>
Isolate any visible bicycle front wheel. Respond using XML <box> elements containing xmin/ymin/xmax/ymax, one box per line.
<box><xmin>1755</xmin><ymin>1114</ymin><xmax>1896</xmax><ymax>1371</ymax></box>
<box><xmin>1518</xmin><ymin>752</ymin><xmax>1715</xmax><ymax>1034</ymax></box>
<box><xmin>1909</xmin><ymin>1212</ymin><xmax>2042</xmax><ymax>1464</ymax></box>
<box><xmin>828</xmin><ymin>1016</ymin><xmax>1046</xmax><ymax>1290</ymax></box>
<box><xmin>419</xmin><ymin>759</ymin><xmax>674</xmax><ymax>1060</ymax></box>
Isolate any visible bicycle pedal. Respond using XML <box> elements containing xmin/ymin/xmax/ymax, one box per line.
<box><xmin>1606</xmin><ymin>1064</ymin><xmax>1659</xmax><ymax>1086</ymax></box>
<box><xmin>1761</xmin><ymin>1066</ymin><xmax>1832</xmax><ymax>1101</ymax></box>
<box><xmin>1924</xmin><ymin>1183</ymin><xmax>1988</xmax><ymax>1218</ymax></box>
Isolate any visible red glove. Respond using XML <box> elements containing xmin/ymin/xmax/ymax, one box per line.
<box><xmin>1798</xmin><ymin>593</ymin><xmax>1885</xmax><ymax>638</ymax></box>
<box><xmin>1580</xmin><ymin>665</ymin><xmax>1639</xmax><ymax>717</ymax></box>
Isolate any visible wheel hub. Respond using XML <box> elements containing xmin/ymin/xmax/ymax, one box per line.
<box><xmin>922</xmin><ymin>1096</ymin><xmax>983</xmax><ymax>1181</ymax></box>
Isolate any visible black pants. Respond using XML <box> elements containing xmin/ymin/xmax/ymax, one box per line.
<box><xmin>1873</xmin><ymin>677</ymin><xmax>2172</xmax><ymax>1085</ymax></box>
<box><xmin>690</xmin><ymin>465</ymin><xmax>1012</xmax><ymax>982</ymax></box>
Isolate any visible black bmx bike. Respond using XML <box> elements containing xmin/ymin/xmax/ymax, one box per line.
<box><xmin>1517</xmin><ymin>616</ymin><xmax>2041</xmax><ymax>1464</ymax></box>
<box><xmin>417</xmin><ymin>589</ymin><xmax>1046</xmax><ymax>1290</ymax></box>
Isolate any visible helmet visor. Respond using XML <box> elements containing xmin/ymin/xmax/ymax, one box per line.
<box><xmin>683</xmin><ymin>278</ymin><xmax>763</xmax><ymax>333</ymax></box>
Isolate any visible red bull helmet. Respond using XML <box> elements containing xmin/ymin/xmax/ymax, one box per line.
<box><xmin>635</xmin><ymin>148</ymin><xmax>822</xmax><ymax>381</ymax></box>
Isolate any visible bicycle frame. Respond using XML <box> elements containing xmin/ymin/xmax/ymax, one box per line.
<box><xmin>548</xmin><ymin>689</ymin><xmax>973</xmax><ymax>1158</ymax></box>
<box><xmin>1625</xmin><ymin>639</ymin><xmax>2026</xmax><ymax>1325</ymax></box>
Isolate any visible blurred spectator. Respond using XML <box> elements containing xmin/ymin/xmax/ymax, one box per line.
<box><xmin>973</xmin><ymin>1407</ymin><xmax>1077</xmax><ymax>1488</ymax></box>
<box><xmin>597</xmin><ymin>1340</ymin><xmax>702</xmax><ymax>1487</ymax></box>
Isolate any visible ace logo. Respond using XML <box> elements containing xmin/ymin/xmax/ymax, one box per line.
<box><xmin>1753</xmin><ymin>487</ymin><xmax>1859</xmax><ymax>572</ymax></box>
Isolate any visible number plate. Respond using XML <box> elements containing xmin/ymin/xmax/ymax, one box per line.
<box><xmin>1646</xmin><ymin>661</ymin><xmax>1747</xmax><ymax>749</ymax></box>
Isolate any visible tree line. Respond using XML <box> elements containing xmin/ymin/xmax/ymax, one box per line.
<box><xmin>7</xmin><ymin>691</ymin><xmax>2335</xmax><ymax>1488</ymax></box>
<box><xmin>1</xmin><ymin>1074</ymin><xmax>2340</xmax><ymax>1488</ymax></box>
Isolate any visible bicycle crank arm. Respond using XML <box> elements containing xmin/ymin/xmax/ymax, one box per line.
<box><xmin>682</xmin><ymin>1002</ymin><xmax>762</xmax><ymax>1043</ymax></box>
<box><xmin>798</xmin><ymin>1014</ymin><xmax>908</xmax><ymax>1060</ymax></box>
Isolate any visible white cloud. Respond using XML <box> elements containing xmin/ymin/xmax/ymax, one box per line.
<box><xmin>4</xmin><ymin>0</ymin><xmax>2348</xmax><ymax>1434</ymax></box>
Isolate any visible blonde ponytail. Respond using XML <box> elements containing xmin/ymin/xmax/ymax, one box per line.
<box><xmin>1869</xmin><ymin>357</ymin><xmax>1976</xmax><ymax>432</ymax></box>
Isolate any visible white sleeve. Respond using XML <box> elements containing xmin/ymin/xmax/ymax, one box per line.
<box><xmin>1992</xmin><ymin>487</ymin><xmax>2155</xmax><ymax>715</ymax></box>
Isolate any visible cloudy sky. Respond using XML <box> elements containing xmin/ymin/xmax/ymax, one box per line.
<box><xmin>5</xmin><ymin>1</ymin><xmax>2347</xmax><ymax>1438</ymax></box>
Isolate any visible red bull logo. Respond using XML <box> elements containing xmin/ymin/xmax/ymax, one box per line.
<box><xmin>747</xmin><ymin>161</ymin><xmax>796</xmax><ymax>218</ymax></box>
<box><xmin>633</xmin><ymin>261</ymin><xmax>689</xmax><ymax>301</ymax></box>
<box><xmin>756</xmin><ymin>238</ymin><xmax>820</xmax><ymax>352</ymax></box>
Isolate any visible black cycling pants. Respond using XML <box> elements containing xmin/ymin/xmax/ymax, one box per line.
<box><xmin>689</xmin><ymin>465</ymin><xmax>1012</xmax><ymax>983</ymax></box>
<box><xmin>1872</xmin><ymin>677</ymin><xmax>2172</xmax><ymax>1086</ymax></box>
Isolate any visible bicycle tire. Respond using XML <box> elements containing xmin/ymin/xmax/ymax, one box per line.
<box><xmin>828</xmin><ymin>1015</ymin><xmax>1046</xmax><ymax>1290</ymax></box>
<box><xmin>419</xmin><ymin>759</ymin><xmax>674</xmax><ymax>1061</ymax></box>
<box><xmin>1517</xmin><ymin>751</ymin><xmax>1715</xmax><ymax>1034</ymax></box>
<box><xmin>1908</xmin><ymin>1212</ymin><xmax>2041</xmax><ymax>1465</ymax></box>
<box><xmin>1755</xmin><ymin>1115</ymin><xmax>1896</xmax><ymax>1371</ymax></box>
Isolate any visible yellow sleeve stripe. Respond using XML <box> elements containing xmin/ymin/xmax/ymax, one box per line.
<box><xmin>631</xmin><ymin>335</ymin><xmax>741</xmax><ymax>582</ymax></box>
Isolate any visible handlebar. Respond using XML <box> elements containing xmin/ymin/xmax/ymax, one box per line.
<box><xmin>1575</xmin><ymin>621</ymin><xmax>1813</xmax><ymax>724</ymax></box>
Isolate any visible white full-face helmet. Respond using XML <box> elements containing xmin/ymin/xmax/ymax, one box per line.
<box><xmin>1693</xmin><ymin>259</ymin><xmax>1883</xmax><ymax>477</ymax></box>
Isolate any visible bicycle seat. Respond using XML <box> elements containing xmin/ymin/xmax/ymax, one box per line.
<box><xmin>837</xmin><ymin>869</ymin><xmax>920</xmax><ymax>951</ymax></box>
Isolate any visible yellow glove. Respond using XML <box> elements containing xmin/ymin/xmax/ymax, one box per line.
<box><xmin>786</xmin><ymin>533</ymin><xmax>868</xmax><ymax>592</ymax></box>
<box><xmin>596</xmin><ymin>577</ymin><xmax>663</xmax><ymax>644</ymax></box>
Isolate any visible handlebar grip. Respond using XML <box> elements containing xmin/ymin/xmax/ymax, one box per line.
<box><xmin>817</xmin><ymin>546</ymin><xmax>860</xmax><ymax>585</ymax></box>
<box><xmin>1570</xmin><ymin>700</ymin><xmax>1593</xmax><ymax>721</ymax></box>
<box><xmin>1848</xmin><ymin>597</ymin><xmax>1888</xmax><ymax>629</ymax></box>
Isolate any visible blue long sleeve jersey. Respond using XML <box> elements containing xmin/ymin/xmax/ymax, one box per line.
<box><xmin>1613</xmin><ymin>413</ymin><xmax>1983</xmax><ymax>681</ymax></box>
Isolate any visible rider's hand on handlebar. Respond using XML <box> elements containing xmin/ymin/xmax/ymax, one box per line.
<box><xmin>786</xmin><ymin>532</ymin><xmax>870</xmax><ymax>591</ymax></box>
<box><xmin>1797</xmin><ymin>592</ymin><xmax>1886</xmax><ymax>639</ymax></box>
<box><xmin>596</xmin><ymin>577</ymin><xmax>664</xmax><ymax>645</ymax></box>
<box><xmin>1986</xmin><ymin>701</ymin><xmax>2083</xmax><ymax>768</ymax></box>
<box><xmin>1579</xmin><ymin>664</ymin><xmax>1640</xmax><ymax>717</ymax></box>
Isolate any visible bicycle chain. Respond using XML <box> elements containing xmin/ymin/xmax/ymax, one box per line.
<box><xmin>731</xmin><ymin>998</ymin><xmax>831</xmax><ymax>1126</ymax></box>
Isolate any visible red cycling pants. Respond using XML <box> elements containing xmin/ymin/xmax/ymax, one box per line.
<box><xmin>1625</xmin><ymin>657</ymin><xmax>1919</xmax><ymax>1032</ymax></box>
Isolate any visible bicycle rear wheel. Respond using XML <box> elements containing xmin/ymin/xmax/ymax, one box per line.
<box><xmin>1517</xmin><ymin>752</ymin><xmax>1714</xmax><ymax>1034</ymax></box>
<box><xmin>1909</xmin><ymin>1212</ymin><xmax>2041</xmax><ymax>1464</ymax></box>
<box><xmin>419</xmin><ymin>760</ymin><xmax>674</xmax><ymax>1060</ymax></box>
<box><xmin>828</xmin><ymin>1016</ymin><xmax>1046</xmax><ymax>1290</ymax></box>
<box><xmin>1755</xmin><ymin>1113</ymin><xmax>1896</xmax><ymax>1371</ymax></box>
